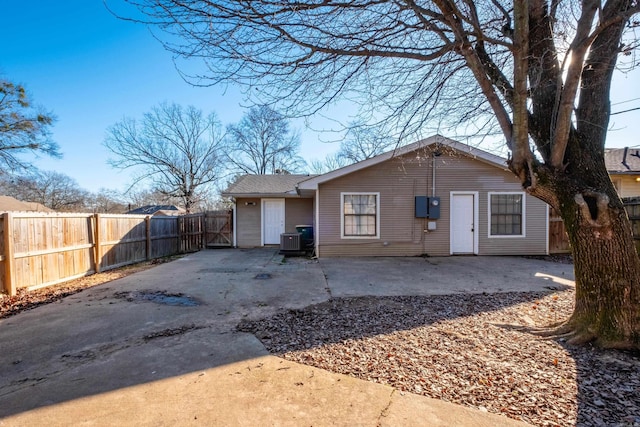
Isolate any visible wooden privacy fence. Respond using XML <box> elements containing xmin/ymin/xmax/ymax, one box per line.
<box><xmin>548</xmin><ymin>207</ymin><xmax>571</xmax><ymax>254</ymax></box>
<box><xmin>622</xmin><ymin>197</ymin><xmax>640</xmax><ymax>253</ymax></box>
<box><xmin>548</xmin><ymin>198</ymin><xmax>640</xmax><ymax>254</ymax></box>
<box><xmin>205</xmin><ymin>210</ymin><xmax>233</xmax><ymax>247</ymax></box>
<box><xmin>0</xmin><ymin>212</ymin><xmax>220</xmax><ymax>296</ymax></box>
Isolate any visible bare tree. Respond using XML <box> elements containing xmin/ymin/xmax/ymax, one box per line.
<box><xmin>225</xmin><ymin>105</ymin><xmax>306</xmax><ymax>174</ymax></box>
<box><xmin>1</xmin><ymin>171</ymin><xmax>89</xmax><ymax>211</ymax></box>
<box><xmin>105</xmin><ymin>102</ymin><xmax>225</xmax><ymax>213</ymax></box>
<box><xmin>337</xmin><ymin>122</ymin><xmax>397</xmax><ymax>164</ymax></box>
<box><xmin>125</xmin><ymin>1</ymin><xmax>640</xmax><ymax>349</ymax></box>
<box><xmin>0</xmin><ymin>78</ymin><xmax>60</xmax><ymax>171</ymax></box>
<box><xmin>309</xmin><ymin>152</ymin><xmax>350</xmax><ymax>174</ymax></box>
<box><xmin>125</xmin><ymin>188</ymin><xmax>182</xmax><ymax>210</ymax></box>
<box><xmin>90</xmin><ymin>188</ymin><xmax>127</xmax><ymax>213</ymax></box>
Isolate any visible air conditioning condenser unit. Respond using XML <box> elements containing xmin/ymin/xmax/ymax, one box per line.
<box><xmin>280</xmin><ymin>233</ymin><xmax>302</xmax><ymax>252</ymax></box>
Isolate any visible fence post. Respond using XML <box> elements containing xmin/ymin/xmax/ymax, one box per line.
<box><xmin>146</xmin><ymin>215</ymin><xmax>152</xmax><ymax>260</ymax></box>
<box><xmin>199</xmin><ymin>213</ymin><xmax>204</xmax><ymax>250</ymax></box>
<box><xmin>203</xmin><ymin>212</ymin><xmax>208</xmax><ymax>249</ymax></box>
<box><xmin>94</xmin><ymin>213</ymin><xmax>102</xmax><ymax>273</ymax></box>
<box><xmin>178</xmin><ymin>216</ymin><xmax>184</xmax><ymax>254</ymax></box>
<box><xmin>3</xmin><ymin>212</ymin><xmax>15</xmax><ymax>296</ymax></box>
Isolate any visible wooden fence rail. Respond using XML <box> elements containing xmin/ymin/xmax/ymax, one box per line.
<box><xmin>0</xmin><ymin>211</ymin><xmax>226</xmax><ymax>296</ymax></box>
<box><xmin>548</xmin><ymin>198</ymin><xmax>640</xmax><ymax>254</ymax></box>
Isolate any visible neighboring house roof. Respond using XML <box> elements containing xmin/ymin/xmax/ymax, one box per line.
<box><xmin>604</xmin><ymin>147</ymin><xmax>640</xmax><ymax>174</ymax></box>
<box><xmin>297</xmin><ymin>135</ymin><xmax>508</xmax><ymax>191</ymax></box>
<box><xmin>223</xmin><ymin>174</ymin><xmax>317</xmax><ymax>198</ymax></box>
<box><xmin>0</xmin><ymin>195</ymin><xmax>53</xmax><ymax>212</ymax></box>
<box><xmin>127</xmin><ymin>205</ymin><xmax>185</xmax><ymax>215</ymax></box>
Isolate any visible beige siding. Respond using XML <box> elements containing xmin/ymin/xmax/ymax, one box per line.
<box><xmin>235</xmin><ymin>197</ymin><xmax>314</xmax><ymax>248</ymax></box>
<box><xmin>612</xmin><ymin>175</ymin><xmax>640</xmax><ymax>198</ymax></box>
<box><xmin>479</xmin><ymin>193</ymin><xmax>548</xmax><ymax>255</ymax></box>
<box><xmin>285</xmin><ymin>198</ymin><xmax>314</xmax><ymax>233</ymax></box>
<box><xmin>317</xmin><ymin>150</ymin><xmax>547</xmax><ymax>257</ymax></box>
<box><xmin>235</xmin><ymin>198</ymin><xmax>262</xmax><ymax>247</ymax></box>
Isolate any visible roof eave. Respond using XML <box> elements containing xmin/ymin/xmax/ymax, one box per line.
<box><xmin>297</xmin><ymin>135</ymin><xmax>509</xmax><ymax>190</ymax></box>
<box><xmin>221</xmin><ymin>191</ymin><xmax>303</xmax><ymax>198</ymax></box>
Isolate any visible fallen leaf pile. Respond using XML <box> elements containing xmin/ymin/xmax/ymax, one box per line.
<box><xmin>0</xmin><ymin>257</ymin><xmax>178</xmax><ymax>319</ymax></box>
<box><xmin>239</xmin><ymin>290</ymin><xmax>640</xmax><ymax>427</ymax></box>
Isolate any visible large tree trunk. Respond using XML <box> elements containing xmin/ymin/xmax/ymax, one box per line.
<box><xmin>563</xmin><ymin>196</ymin><xmax>640</xmax><ymax>348</ymax></box>
<box><xmin>529</xmin><ymin>160</ymin><xmax>640</xmax><ymax>350</ymax></box>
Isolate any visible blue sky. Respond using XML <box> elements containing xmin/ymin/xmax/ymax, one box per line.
<box><xmin>1</xmin><ymin>1</ymin><xmax>639</xmax><ymax>193</ymax></box>
<box><xmin>0</xmin><ymin>1</ymin><xmax>339</xmax><ymax>193</ymax></box>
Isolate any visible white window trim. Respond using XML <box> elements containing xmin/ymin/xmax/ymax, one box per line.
<box><xmin>487</xmin><ymin>192</ymin><xmax>526</xmax><ymax>238</ymax></box>
<box><xmin>340</xmin><ymin>192</ymin><xmax>380</xmax><ymax>239</ymax></box>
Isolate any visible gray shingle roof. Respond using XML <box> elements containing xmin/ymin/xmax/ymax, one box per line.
<box><xmin>223</xmin><ymin>174</ymin><xmax>316</xmax><ymax>197</ymax></box>
<box><xmin>605</xmin><ymin>148</ymin><xmax>640</xmax><ymax>173</ymax></box>
<box><xmin>127</xmin><ymin>205</ymin><xmax>184</xmax><ymax>215</ymax></box>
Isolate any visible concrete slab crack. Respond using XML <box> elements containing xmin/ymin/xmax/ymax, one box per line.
<box><xmin>377</xmin><ymin>388</ymin><xmax>395</xmax><ymax>426</ymax></box>
<box><xmin>322</xmin><ymin>272</ymin><xmax>333</xmax><ymax>298</ymax></box>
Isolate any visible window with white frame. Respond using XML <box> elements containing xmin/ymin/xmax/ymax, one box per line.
<box><xmin>489</xmin><ymin>192</ymin><xmax>525</xmax><ymax>237</ymax></box>
<box><xmin>341</xmin><ymin>192</ymin><xmax>379</xmax><ymax>238</ymax></box>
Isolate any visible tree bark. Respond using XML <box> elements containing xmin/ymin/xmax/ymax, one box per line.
<box><xmin>528</xmin><ymin>162</ymin><xmax>640</xmax><ymax>349</ymax></box>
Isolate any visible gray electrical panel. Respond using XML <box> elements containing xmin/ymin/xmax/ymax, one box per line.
<box><xmin>415</xmin><ymin>196</ymin><xmax>428</xmax><ymax>217</ymax></box>
<box><xmin>428</xmin><ymin>197</ymin><xmax>441</xmax><ymax>219</ymax></box>
<box><xmin>415</xmin><ymin>196</ymin><xmax>441</xmax><ymax>219</ymax></box>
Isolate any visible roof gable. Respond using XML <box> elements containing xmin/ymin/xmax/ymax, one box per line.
<box><xmin>297</xmin><ymin>135</ymin><xmax>508</xmax><ymax>191</ymax></box>
<box><xmin>223</xmin><ymin>174</ymin><xmax>316</xmax><ymax>197</ymax></box>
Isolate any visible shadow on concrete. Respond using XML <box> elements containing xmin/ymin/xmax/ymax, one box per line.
<box><xmin>3</xmin><ymin>249</ymin><xmax>626</xmax><ymax>425</ymax></box>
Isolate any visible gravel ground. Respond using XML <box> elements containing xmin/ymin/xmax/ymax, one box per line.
<box><xmin>239</xmin><ymin>289</ymin><xmax>640</xmax><ymax>427</ymax></box>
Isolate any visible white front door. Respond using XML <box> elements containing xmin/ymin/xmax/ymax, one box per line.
<box><xmin>450</xmin><ymin>193</ymin><xmax>476</xmax><ymax>254</ymax></box>
<box><xmin>263</xmin><ymin>199</ymin><xmax>285</xmax><ymax>245</ymax></box>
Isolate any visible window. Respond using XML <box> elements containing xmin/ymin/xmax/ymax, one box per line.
<box><xmin>489</xmin><ymin>193</ymin><xmax>525</xmax><ymax>237</ymax></box>
<box><xmin>341</xmin><ymin>192</ymin><xmax>379</xmax><ymax>238</ymax></box>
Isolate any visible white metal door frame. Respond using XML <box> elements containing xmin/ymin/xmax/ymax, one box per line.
<box><xmin>261</xmin><ymin>198</ymin><xmax>285</xmax><ymax>245</ymax></box>
<box><xmin>449</xmin><ymin>192</ymin><xmax>479</xmax><ymax>255</ymax></box>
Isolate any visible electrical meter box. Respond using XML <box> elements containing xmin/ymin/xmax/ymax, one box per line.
<box><xmin>415</xmin><ymin>196</ymin><xmax>441</xmax><ymax>219</ymax></box>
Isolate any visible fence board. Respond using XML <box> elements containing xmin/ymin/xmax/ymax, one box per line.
<box><xmin>548</xmin><ymin>206</ymin><xmax>571</xmax><ymax>254</ymax></box>
<box><xmin>9</xmin><ymin>213</ymin><xmax>96</xmax><ymax>292</ymax></box>
<box><xmin>0</xmin><ymin>215</ymin><xmax>4</xmax><ymax>258</ymax></box>
<box><xmin>150</xmin><ymin>216</ymin><xmax>179</xmax><ymax>258</ymax></box>
<box><xmin>205</xmin><ymin>210</ymin><xmax>233</xmax><ymax>247</ymax></box>
<box><xmin>1</xmin><ymin>212</ymin><xmax>209</xmax><ymax>295</ymax></box>
<box><xmin>549</xmin><ymin>199</ymin><xmax>640</xmax><ymax>255</ymax></box>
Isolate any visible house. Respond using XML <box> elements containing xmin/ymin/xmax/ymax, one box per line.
<box><xmin>223</xmin><ymin>174</ymin><xmax>316</xmax><ymax>247</ymax></box>
<box><xmin>223</xmin><ymin>136</ymin><xmax>549</xmax><ymax>257</ymax></box>
<box><xmin>126</xmin><ymin>205</ymin><xmax>186</xmax><ymax>216</ymax></box>
<box><xmin>0</xmin><ymin>195</ymin><xmax>53</xmax><ymax>213</ymax></box>
<box><xmin>605</xmin><ymin>147</ymin><xmax>640</xmax><ymax>198</ymax></box>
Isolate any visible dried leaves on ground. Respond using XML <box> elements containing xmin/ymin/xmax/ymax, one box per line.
<box><xmin>239</xmin><ymin>290</ymin><xmax>640</xmax><ymax>427</ymax></box>
<box><xmin>0</xmin><ymin>257</ymin><xmax>179</xmax><ymax>319</ymax></box>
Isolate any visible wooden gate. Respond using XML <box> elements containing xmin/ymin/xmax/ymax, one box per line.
<box><xmin>205</xmin><ymin>210</ymin><xmax>233</xmax><ymax>247</ymax></box>
<box><xmin>549</xmin><ymin>206</ymin><xmax>571</xmax><ymax>254</ymax></box>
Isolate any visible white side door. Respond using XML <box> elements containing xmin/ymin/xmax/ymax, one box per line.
<box><xmin>450</xmin><ymin>193</ymin><xmax>477</xmax><ymax>254</ymax></box>
<box><xmin>262</xmin><ymin>199</ymin><xmax>285</xmax><ymax>245</ymax></box>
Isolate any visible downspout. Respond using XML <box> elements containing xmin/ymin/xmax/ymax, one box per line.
<box><xmin>315</xmin><ymin>189</ymin><xmax>320</xmax><ymax>257</ymax></box>
<box><xmin>232</xmin><ymin>198</ymin><xmax>237</xmax><ymax>247</ymax></box>
<box><xmin>432</xmin><ymin>155</ymin><xmax>436</xmax><ymax>197</ymax></box>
